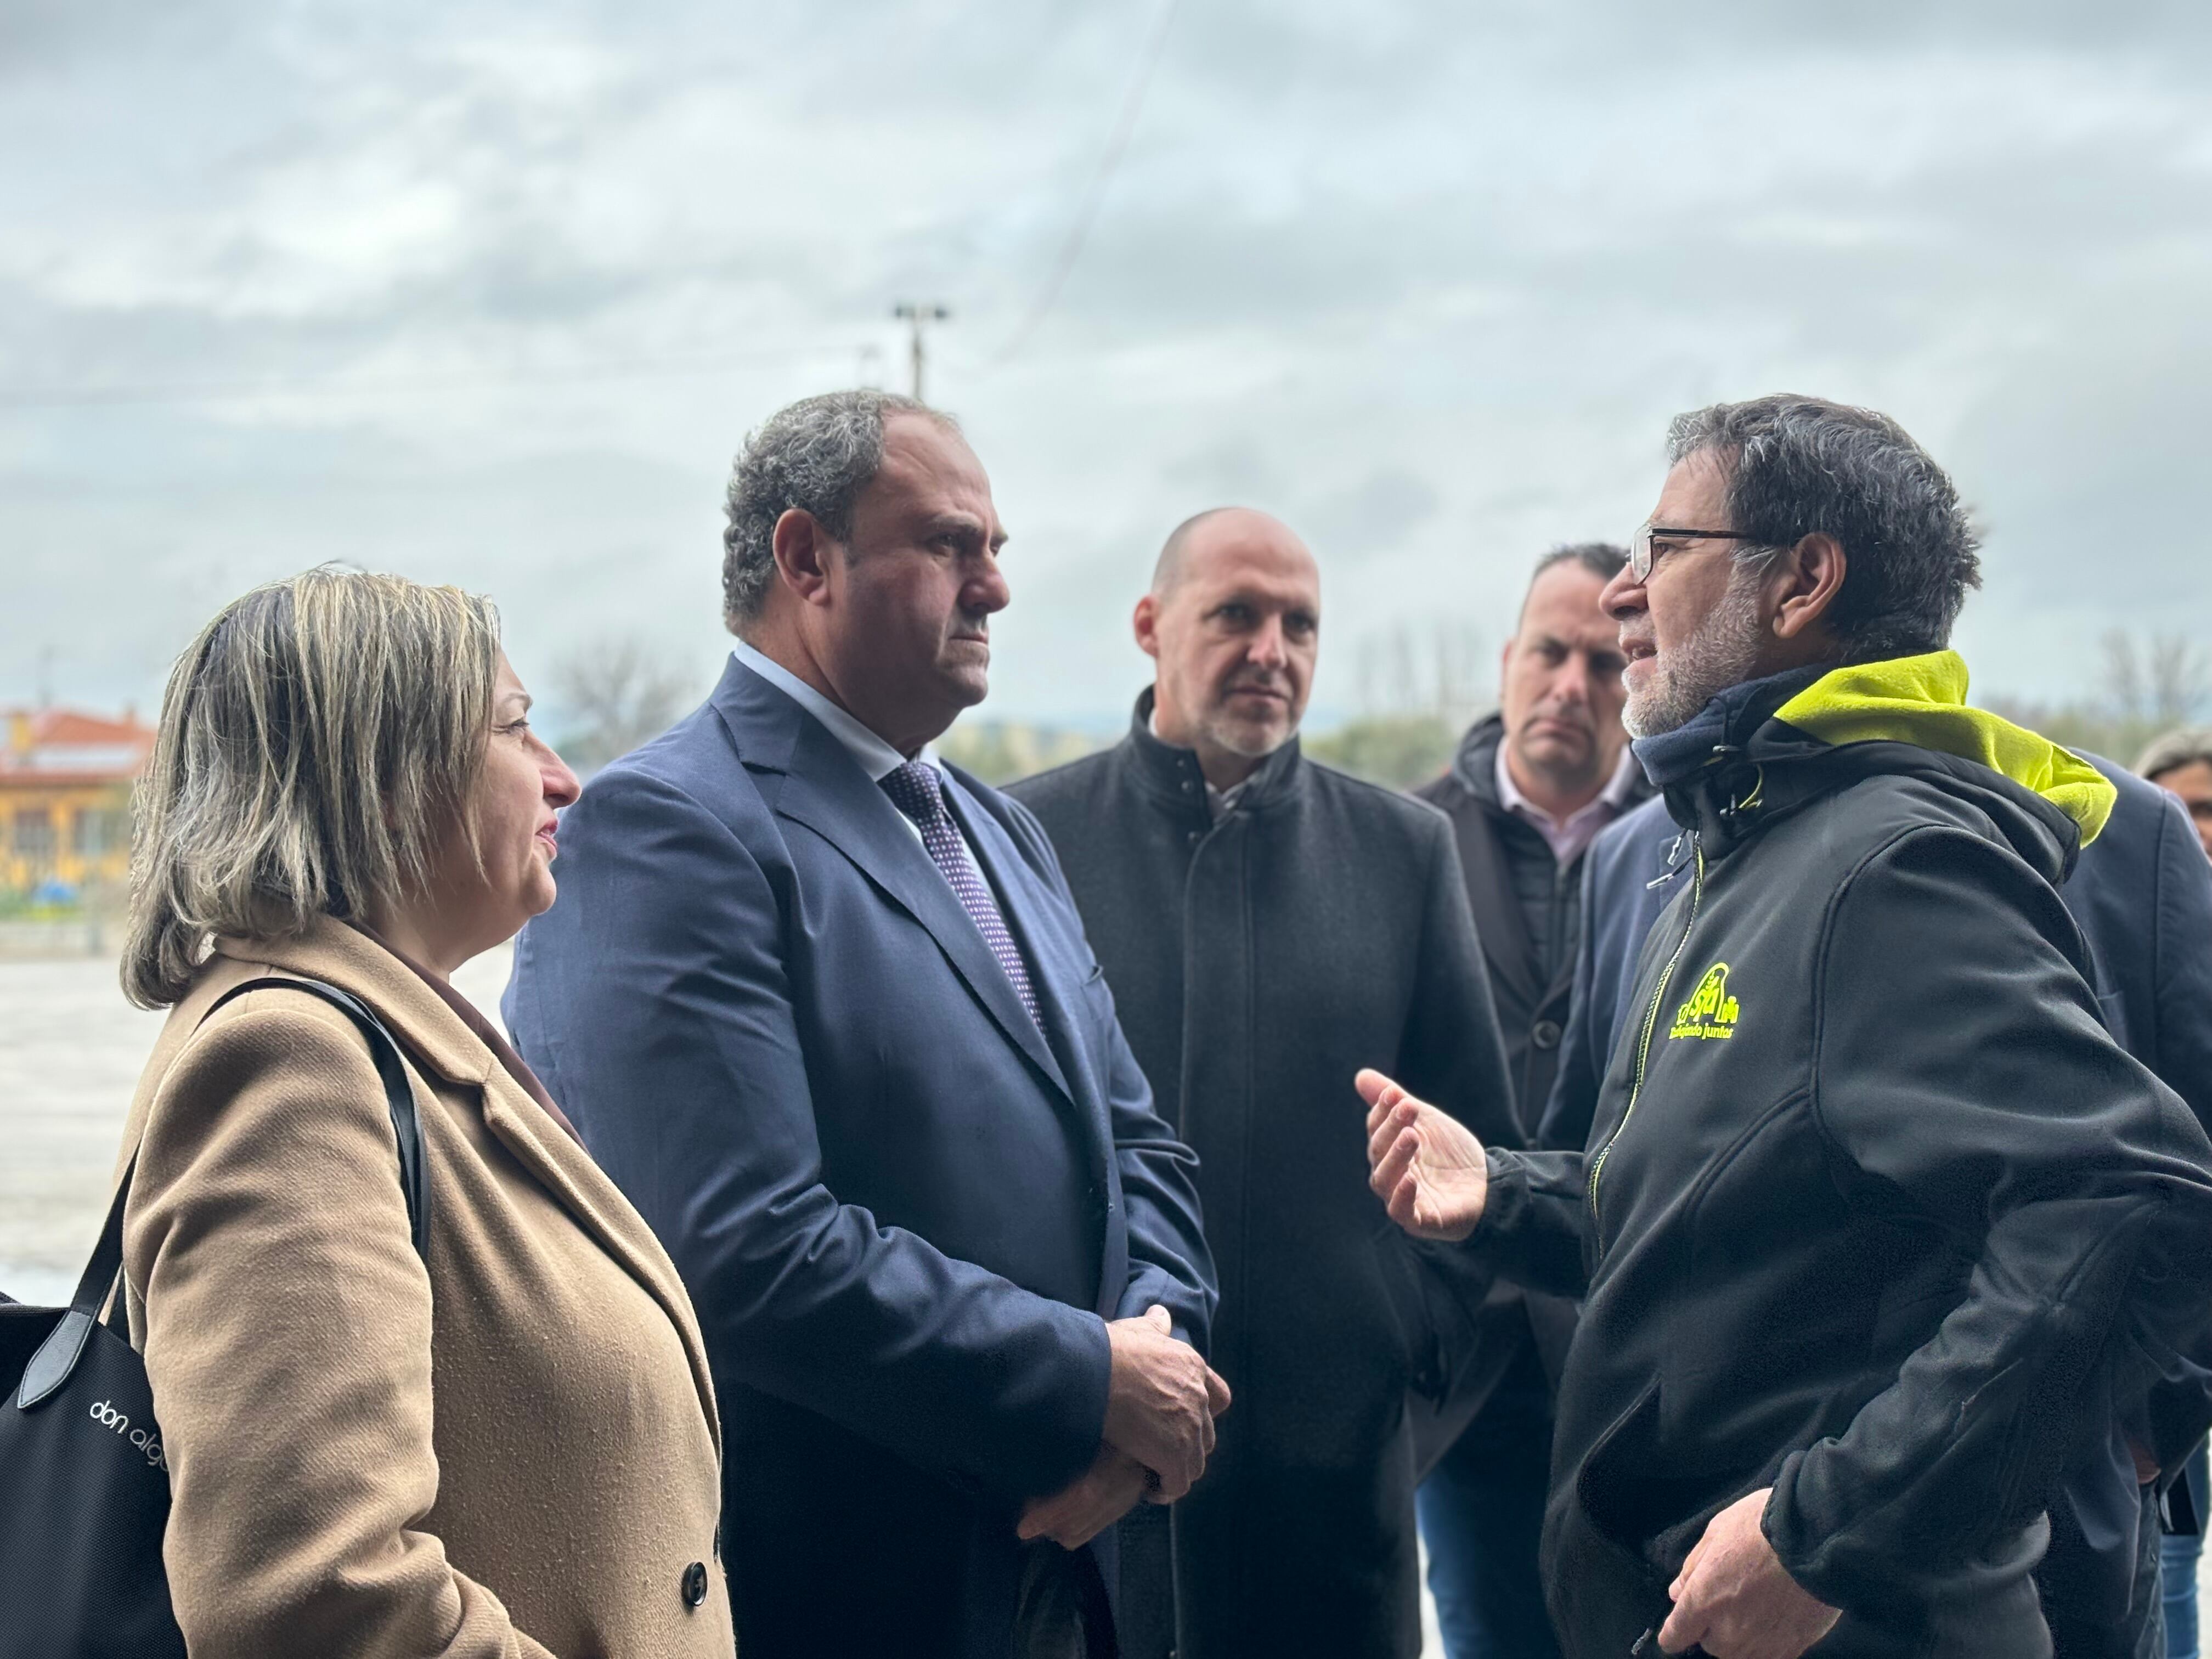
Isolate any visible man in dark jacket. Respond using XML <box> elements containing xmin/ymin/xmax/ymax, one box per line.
<box><xmin>1545</xmin><ymin>759</ymin><xmax>2212</xmax><ymax>1658</ymax></box>
<box><xmin>1410</xmin><ymin>541</ymin><xmax>1650</xmax><ymax>1659</ymax></box>
<box><xmin>1363</xmin><ymin>393</ymin><xmax>2212</xmax><ymax>1658</ymax></box>
<box><xmin>1011</xmin><ymin>507</ymin><xmax>1518</xmax><ymax>1659</ymax></box>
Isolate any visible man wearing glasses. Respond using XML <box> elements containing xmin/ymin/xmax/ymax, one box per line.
<box><xmin>1358</xmin><ymin>393</ymin><xmax>2212</xmax><ymax>1658</ymax></box>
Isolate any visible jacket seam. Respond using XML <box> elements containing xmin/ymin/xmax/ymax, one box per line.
<box><xmin>1779</xmin><ymin>1193</ymin><xmax>2167</xmax><ymax>1591</ymax></box>
<box><xmin>1805</xmin><ymin>822</ymin><xmax>1990</xmax><ymax>1169</ymax></box>
<box><xmin>1795</xmin><ymin>811</ymin><xmax>2173</xmax><ymax>1578</ymax></box>
<box><xmin>2149</xmin><ymin>802</ymin><xmax>2171</xmax><ymax>1058</ymax></box>
<box><xmin>1394</xmin><ymin>817</ymin><xmax>1451</xmax><ymax>1105</ymax></box>
<box><xmin>1680</xmin><ymin>1087</ymin><xmax>1813</xmax><ymax>1221</ymax></box>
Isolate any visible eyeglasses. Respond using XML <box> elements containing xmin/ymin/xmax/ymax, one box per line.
<box><xmin>1628</xmin><ymin>521</ymin><xmax>1759</xmax><ymax>583</ymax></box>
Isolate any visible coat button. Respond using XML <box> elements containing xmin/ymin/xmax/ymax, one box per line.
<box><xmin>1531</xmin><ymin>1019</ymin><xmax>1563</xmax><ymax>1051</ymax></box>
<box><xmin>681</xmin><ymin>1561</ymin><xmax>708</xmax><ymax>1608</ymax></box>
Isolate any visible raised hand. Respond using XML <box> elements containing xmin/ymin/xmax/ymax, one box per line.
<box><xmin>1658</xmin><ymin>1488</ymin><xmax>1839</xmax><ymax>1659</ymax></box>
<box><xmin>1357</xmin><ymin>1068</ymin><xmax>1488</xmax><ymax>1242</ymax></box>
<box><xmin>1017</xmin><ymin>1445</ymin><xmax>1153</xmax><ymax>1550</ymax></box>
<box><xmin>1101</xmin><ymin>1305</ymin><xmax>1232</xmax><ymax>1501</ymax></box>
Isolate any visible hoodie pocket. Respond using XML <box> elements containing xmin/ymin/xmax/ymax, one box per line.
<box><xmin>1576</xmin><ymin>1380</ymin><xmax>1749</xmax><ymax>1583</ymax></box>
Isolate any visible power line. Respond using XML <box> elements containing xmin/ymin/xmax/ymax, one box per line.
<box><xmin>986</xmin><ymin>0</ymin><xmax>1183</xmax><ymax>368</ymax></box>
<box><xmin>8</xmin><ymin>5</ymin><xmax>1184</xmax><ymax>412</ymax></box>
<box><xmin>0</xmin><ymin>341</ymin><xmax>858</xmax><ymax>411</ymax></box>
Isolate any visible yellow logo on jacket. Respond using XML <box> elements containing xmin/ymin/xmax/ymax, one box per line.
<box><xmin>1669</xmin><ymin>962</ymin><xmax>1740</xmax><ymax>1041</ymax></box>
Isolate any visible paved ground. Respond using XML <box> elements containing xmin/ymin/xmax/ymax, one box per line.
<box><xmin>0</xmin><ymin>947</ymin><xmax>512</xmax><ymax>1306</ymax></box>
<box><xmin>0</xmin><ymin>953</ymin><xmax>165</xmax><ymax>1306</ymax></box>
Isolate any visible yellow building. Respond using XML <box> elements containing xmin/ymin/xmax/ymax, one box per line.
<box><xmin>1</xmin><ymin>707</ymin><xmax>155</xmax><ymax>895</ymax></box>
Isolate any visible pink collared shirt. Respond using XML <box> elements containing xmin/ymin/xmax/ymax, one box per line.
<box><xmin>1493</xmin><ymin>739</ymin><xmax>1641</xmax><ymax>867</ymax></box>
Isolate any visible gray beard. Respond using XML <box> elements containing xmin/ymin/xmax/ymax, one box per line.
<box><xmin>1192</xmin><ymin>696</ymin><xmax>1298</xmax><ymax>760</ymax></box>
<box><xmin>1623</xmin><ymin>566</ymin><xmax>1771</xmax><ymax>740</ymax></box>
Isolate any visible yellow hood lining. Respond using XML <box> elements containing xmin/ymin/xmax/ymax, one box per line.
<box><xmin>1774</xmin><ymin>651</ymin><xmax>2114</xmax><ymax>845</ymax></box>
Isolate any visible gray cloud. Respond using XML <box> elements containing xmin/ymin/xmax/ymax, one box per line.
<box><xmin>3</xmin><ymin>1</ymin><xmax>2209</xmax><ymax>735</ymax></box>
<box><xmin>1304</xmin><ymin>468</ymin><xmax>1442</xmax><ymax>565</ymax></box>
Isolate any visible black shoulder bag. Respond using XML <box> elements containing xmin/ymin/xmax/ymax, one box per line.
<box><xmin>0</xmin><ymin>977</ymin><xmax>430</xmax><ymax>1659</ymax></box>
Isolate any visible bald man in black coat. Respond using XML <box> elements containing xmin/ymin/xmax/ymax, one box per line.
<box><xmin>1011</xmin><ymin>509</ymin><xmax>1518</xmax><ymax>1659</ymax></box>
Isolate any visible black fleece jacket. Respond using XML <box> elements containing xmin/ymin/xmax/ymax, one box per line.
<box><xmin>1475</xmin><ymin>675</ymin><xmax>2212</xmax><ymax>1656</ymax></box>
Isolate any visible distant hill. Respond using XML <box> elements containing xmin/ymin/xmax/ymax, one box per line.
<box><xmin>1302</xmin><ymin>714</ymin><xmax>1460</xmax><ymax>791</ymax></box>
<box><xmin>936</xmin><ymin>721</ymin><xmax>1110</xmax><ymax>785</ymax></box>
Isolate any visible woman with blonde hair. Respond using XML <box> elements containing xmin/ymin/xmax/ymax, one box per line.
<box><xmin>112</xmin><ymin>567</ymin><xmax>732</xmax><ymax>1657</ymax></box>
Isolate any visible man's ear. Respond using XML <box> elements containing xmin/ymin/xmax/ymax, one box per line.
<box><xmin>771</xmin><ymin>509</ymin><xmax>836</xmax><ymax>608</ymax></box>
<box><xmin>1770</xmin><ymin>533</ymin><xmax>1846</xmax><ymax>645</ymax></box>
<box><xmin>1133</xmin><ymin>592</ymin><xmax>1162</xmax><ymax>661</ymax></box>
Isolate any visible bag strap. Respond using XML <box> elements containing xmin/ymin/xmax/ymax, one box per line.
<box><xmin>204</xmin><ymin>976</ymin><xmax>433</xmax><ymax>1261</ymax></box>
<box><xmin>14</xmin><ymin>1150</ymin><xmax>143</xmax><ymax>1405</ymax></box>
<box><xmin>15</xmin><ymin>975</ymin><xmax>432</xmax><ymax>1412</ymax></box>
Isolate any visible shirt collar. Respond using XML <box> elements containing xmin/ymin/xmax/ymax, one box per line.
<box><xmin>1493</xmin><ymin>739</ymin><xmax>1639</xmax><ymax>863</ymax></box>
<box><xmin>731</xmin><ymin>641</ymin><xmax>939</xmax><ymax>782</ymax></box>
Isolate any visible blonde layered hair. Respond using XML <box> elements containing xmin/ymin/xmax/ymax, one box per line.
<box><xmin>123</xmin><ymin>567</ymin><xmax>502</xmax><ymax>1008</ymax></box>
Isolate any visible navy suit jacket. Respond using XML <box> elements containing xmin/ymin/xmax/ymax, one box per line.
<box><xmin>1538</xmin><ymin>752</ymin><xmax>2212</xmax><ymax>1649</ymax></box>
<box><xmin>504</xmin><ymin>658</ymin><xmax>1217</xmax><ymax>1658</ymax></box>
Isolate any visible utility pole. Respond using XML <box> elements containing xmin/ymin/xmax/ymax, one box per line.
<box><xmin>891</xmin><ymin>302</ymin><xmax>951</xmax><ymax>403</ymax></box>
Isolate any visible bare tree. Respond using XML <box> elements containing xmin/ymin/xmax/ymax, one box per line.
<box><xmin>1991</xmin><ymin>628</ymin><xmax>2210</xmax><ymax>763</ymax></box>
<box><xmin>549</xmin><ymin>636</ymin><xmax>702</xmax><ymax>777</ymax></box>
<box><xmin>1353</xmin><ymin>619</ymin><xmax>1487</xmax><ymax>724</ymax></box>
<box><xmin>1304</xmin><ymin>618</ymin><xmax>1489</xmax><ymax>788</ymax></box>
<box><xmin>2100</xmin><ymin>628</ymin><xmax>2208</xmax><ymax>728</ymax></box>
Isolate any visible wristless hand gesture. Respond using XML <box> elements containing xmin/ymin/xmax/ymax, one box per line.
<box><xmin>1100</xmin><ymin>1305</ymin><xmax>1231</xmax><ymax>1502</ymax></box>
<box><xmin>1018</xmin><ymin>1446</ymin><xmax>1153</xmax><ymax>1550</ymax></box>
<box><xmin>1658</xmin><ymin>1488</ymin><xmax>1839</xmax><ymax>1659</ymax></box>
<box><xmin>1358</xmin><ymin>1069</ymin><xmax>1488</xmax><ymax>1242</ymax></box>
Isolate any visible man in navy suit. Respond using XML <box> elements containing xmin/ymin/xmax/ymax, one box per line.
<box><xmin>505</xmin><ymin>390</ymin><xmax>1224</xmax><ymax>1659</ymax></box>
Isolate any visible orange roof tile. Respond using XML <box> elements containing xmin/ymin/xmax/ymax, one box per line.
<box><xmin>1</xmin><ymin>705</ymin><xmax>156</xmax><ymax>782</ymax></box>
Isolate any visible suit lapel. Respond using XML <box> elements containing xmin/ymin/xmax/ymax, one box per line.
<box><xmin>942</xmin><ymin>777</ymin><xmax>1111</xmax><ymax>1155</ymax></box>
<box><xmin>766</xmin><ymin>712</ymin><xmax>1077</xmax><ymax>1105</ymax></box>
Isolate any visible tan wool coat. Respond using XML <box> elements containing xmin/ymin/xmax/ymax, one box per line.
<box><xmin>116</xmin><ymin>918</ymin><xmax>736</xmax><ymax>1658</ymax></box>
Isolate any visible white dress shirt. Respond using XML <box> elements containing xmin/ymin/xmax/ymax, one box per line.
<box><xmin>730</xmin><ymin>643</ymin><xmax>991</xmax><ymax>887</ymax></box>
<box><xmin>1493</xmin><ymin>740</ymin><xmax>1641</xmax><ymax>867</ymax></box>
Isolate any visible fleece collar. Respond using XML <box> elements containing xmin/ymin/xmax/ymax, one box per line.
<box><xmin>1772</xmin><ymin>651</ymin><xmax>2114</xmax><ymax>845</ymax></box>
<box><xmin>1630</xmin><ymin>663</ymin><xmax>1829</xmax><ymax>792</ymax></box>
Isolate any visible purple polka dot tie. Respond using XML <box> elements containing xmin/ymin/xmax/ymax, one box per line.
<box><xmin>881</xmin><ymin>761</ymin><xmax>1043</xmax><ymax>1029</ymax></box>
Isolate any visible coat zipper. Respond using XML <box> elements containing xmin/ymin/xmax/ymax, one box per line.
<box><xmin>1587</xmin><ymin>838</ymin><xmax>1705</xmax><ymax>1232</ymax></box>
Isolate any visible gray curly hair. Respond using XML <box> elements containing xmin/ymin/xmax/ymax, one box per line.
<box><xmin>1666</xmin><ymin>394</ymin><xmax>1982</xmax><ymax>662</ymax></box>
<box><xmin>720</xmin><ymin>388</ymin><xmax>959</xmax><ymax>630</ymax></box>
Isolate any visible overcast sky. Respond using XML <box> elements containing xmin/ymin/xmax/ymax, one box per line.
<box><xmin>5</xmin><ymin>0</ymin><xmax>2209</xmax><ymax>736</ymax></box>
